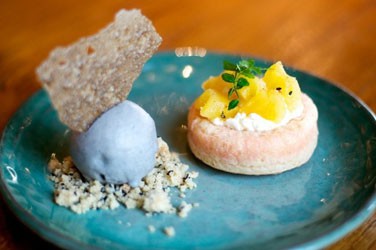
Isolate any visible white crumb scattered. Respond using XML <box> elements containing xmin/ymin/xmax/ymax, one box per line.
<box><xmin>142</xmin><ymin>189</ymin><xmax>175</xmax><ymax>213</ymax></box>
<box><xmin>164</xmin><ymin>226</ymin><xmax>175</xmax><ymax>237</ymax></box>
<box><xmin>177</xmin><ymin>201</ymin><xmax>193</xmax><ymax>218</ymax></box>
<box><xmin>148</xmin><ymin>225</ymin><xmax>156</xmax><ymax>233</ymax></box>
<box><xmin>48</xmin><ymin>137</ymin><xmax>199</xmax><ymax>217</ymax></box>
<box><xmin>179</xmin><ymin>193</ymin><xmax>186</xmax><ymax>198</ymax></box>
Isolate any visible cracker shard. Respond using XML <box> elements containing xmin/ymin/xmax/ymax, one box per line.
<box><xmin>36</xmin><ymin>9</ymin><xmax>162</xmax><ymax>132</ymax></box>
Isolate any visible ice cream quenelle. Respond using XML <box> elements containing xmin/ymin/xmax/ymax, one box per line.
<box><xmin>70</xmin><ymin>100</ymin><xmax>158</xmax><ymax>187</ymax></box>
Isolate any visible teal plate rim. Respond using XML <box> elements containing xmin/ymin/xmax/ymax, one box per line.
<box><xmin>1</xmin><ymin>51</ymin><xmax>376</xmax><ymax>250</ymax></box>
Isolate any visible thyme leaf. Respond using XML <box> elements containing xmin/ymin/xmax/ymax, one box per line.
<box><xmin>221</xmin><ymin>59</ymin><xmax>265</xmax><ymax>110</ymax></box>
<box><xmin>228</xmin><ymin>99</ymin><xmax>239</xmax><ymax>110</ymax></box>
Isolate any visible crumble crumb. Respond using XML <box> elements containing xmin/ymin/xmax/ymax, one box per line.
<box><xmin>177</xmin><ymin>201</ymin><xmax>193</xmax><ymax>218</ymax></box>
<box><xmin>48</xmin><ymin>137</ymin><xmax>199</xmax><ymax>216</ymax></box>
<box><xmin>148</xmin><ymin>225</ymin><xmax>156</xmax><ymax>233</ymax></box>
<box><xmin>164</xmin><ymin>226</ymin><xmax>175</xmax><ymax>237</ymax></box>
<box><xmin>179</xmin><ymin>193</ymin><xmax>186</xmax><ymax>198</ymax></box>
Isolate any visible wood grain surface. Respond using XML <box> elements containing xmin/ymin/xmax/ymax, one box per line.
<box><xmin>0</xmin><ymin>0</ymin><xmax>375</xmax><ymax>249</ymax></box>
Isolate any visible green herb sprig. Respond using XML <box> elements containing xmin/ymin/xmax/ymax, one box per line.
<box><xmin>221</xmin><ymin>59</ymin><xmax>265</xmax><ymax>110</ymax></box>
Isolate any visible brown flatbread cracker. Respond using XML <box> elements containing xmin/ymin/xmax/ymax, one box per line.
<box><xmin>36</xmin><ymin>9</ymin><xmax>162</xmax><ymax>132</ymax></box>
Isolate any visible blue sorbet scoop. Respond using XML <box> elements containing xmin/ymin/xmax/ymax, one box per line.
<box><xmin>69</xmin><ymin>100</ymin><xmax>158</xmax><ymax>187</ymax></box>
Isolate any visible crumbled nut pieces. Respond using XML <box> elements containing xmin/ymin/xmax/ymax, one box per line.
<box><xmin>48</xmin><ymin>138</ymin><xmax>199</xmax><ymax>218</ymax></box>
<box><xmin>148</xmin><ymin>225</ymin><xmax>156</xmax><ymax>233</ymax></box>
<box><xmin>164</xmin><ymin>226</ymin><xmax>176</xmax><ymax>237</ymax></box>
<box><xmin>177</xmin><ymin>201</ymin><xmax>193</xmax><ymax>218</ymax></box>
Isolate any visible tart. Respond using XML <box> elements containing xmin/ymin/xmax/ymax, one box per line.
<box><xmin>187</xmin><ymin>60</ymin><xmax>319</xmax><ymax>175</ymax></box>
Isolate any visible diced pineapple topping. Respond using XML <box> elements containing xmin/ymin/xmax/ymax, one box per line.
<box><xmin>240</xmin><ymin>89</ymin><xmax>287</xmax><ymax>122</ymax></box>
<box><xmin>263</xmin><ymin>61</ymin><xmax>302</xmax><ymax>112</ymax></box>
<box><xmin>194</xmin><ymin>61</ymin><xmax>302</xmax><ymax>123</ymax></box>
<box><xmin>194</xmin><ymin>88</ymin><xmax>238</xmax><ymax>120</ymax></box>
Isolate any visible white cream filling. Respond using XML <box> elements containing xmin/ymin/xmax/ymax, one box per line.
<box><xmin>212</xmin><ymin>103</ymin><xmax>304</xmax><ymax>132</ymax></box>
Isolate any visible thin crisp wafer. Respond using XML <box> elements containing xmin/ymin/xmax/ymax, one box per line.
<box><xmin>36</xmin><ymin>9</ymin><xmax>162</xmax><ymax>132</ymax></box>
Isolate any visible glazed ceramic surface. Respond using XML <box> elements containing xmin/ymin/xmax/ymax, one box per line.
<box><xmin>1</xmin><ymin>52</ymin><xmax>375</xmax><ymax>250</ymax></box>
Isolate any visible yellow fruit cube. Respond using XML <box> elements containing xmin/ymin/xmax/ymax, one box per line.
<box><xmin>194</xmin><ymin>88</ymin><xmax>211</xmax><ymax>109</ymax></box>
<box><xmin>194</xmin><ymin>89</ymin><xmax>228</xmax><ymax>120</ymax></box>
<box><xmin>238</xmin><ymin>76</ymin><xmax>263</xmax><ymax>102</ymax></box>
<box><xmin>240</xmin><ymin>89</ymin><xmax>287</xmax><ymax>123</ymax></box>
<box><xmin>263</xmin><ymin>61</ymin><xmax>302</xmax><ymax>112</ymax></box>
<box><xmin>202</xmin><ymin>74</ymin><xmax>232</xmax><ymax>96</ymax></box>
<box><xmin>284</xmin><ymin>77</ymin><xmax>303</xmax><ymax>111</ymax></box>
<box><xmin>263</xmin><ymin>61</ymin><xmax>287</xmax><ymax>89</ymax></box>
<box><xmin>222</xmin><ymin>105</ymin><xmax>239</xmax><ymax>119</ymax></box>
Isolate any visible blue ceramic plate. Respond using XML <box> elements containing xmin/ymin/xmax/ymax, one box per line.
<box><xmin>1</xmin><ymin>52</ymin><xmax>375</xmax><ymax>250</ymax></box>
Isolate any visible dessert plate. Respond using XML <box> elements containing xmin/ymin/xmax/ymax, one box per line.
<box><xmin>1</xmin><ymin>52</ymin><xmax>375</xmax><ymax>250</ymax></box>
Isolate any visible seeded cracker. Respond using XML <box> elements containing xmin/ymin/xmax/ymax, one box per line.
<box><xmin>36</xmin><ymin>9</ymin><xmax>162</xmax><ymax>132</ymax></box>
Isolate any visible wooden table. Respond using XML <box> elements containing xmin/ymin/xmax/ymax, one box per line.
<box><xmin>0</xmin><ymin>0</ymin><xmax>375</xmax><ymax>249</ymax></box>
